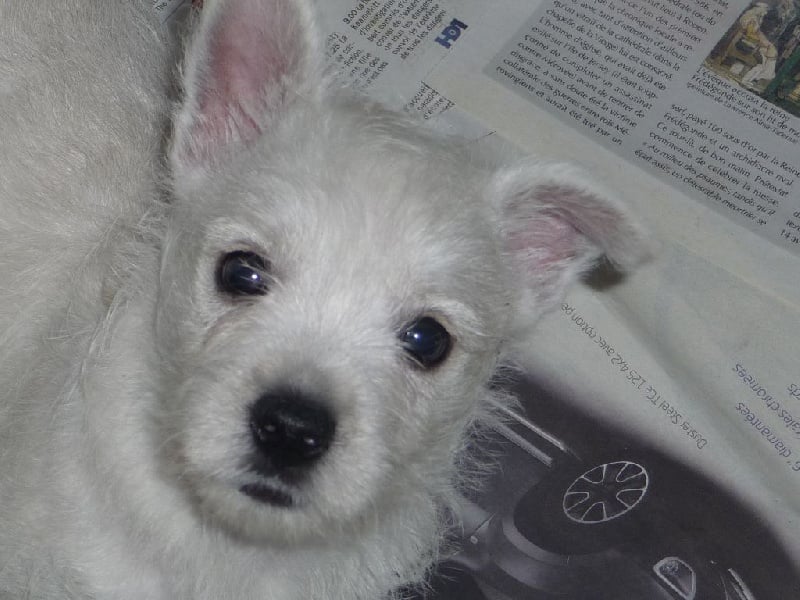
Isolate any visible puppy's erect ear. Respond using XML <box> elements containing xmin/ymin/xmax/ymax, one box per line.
<box><xmin>171</xmin><ymin>0</ymin><xmax>320</xmax><ymax>178</ymax></box>
<box><xmin>490</xmin><ymin>161</ymin><xmax>650</xmax><ymax>321</ymax></box>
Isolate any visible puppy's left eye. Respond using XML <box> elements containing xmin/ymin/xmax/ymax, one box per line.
<box><xmin>217</xmin><ymin>251</ymin><xmax>271</xmax><ymax>296</ymax></box>
<box><xmin>400</xmin><ymin>317</ymin><xmax>451</xmax><ymax>368</ymax></box>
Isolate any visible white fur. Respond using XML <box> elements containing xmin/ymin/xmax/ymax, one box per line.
<box><xmin>0</xmin><ymin>1</ymin><xmax>649</xmax><ymax>598</ymax></box>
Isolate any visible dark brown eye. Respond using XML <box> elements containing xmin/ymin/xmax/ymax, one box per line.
<box><xmin>400</xmin><ymin>317</ymin><xmax>451</xmax><ymax>368</ymax></box>
<box><xmin>217</xmin><ymin>251</ymin><xmax>270</xmax><ymax>296</ymax></box>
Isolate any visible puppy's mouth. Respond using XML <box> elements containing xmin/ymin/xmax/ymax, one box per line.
<box><xmin>239</xmin><ymin>482</ymin><xmax>295</xmax><ymax>508</ymax></box>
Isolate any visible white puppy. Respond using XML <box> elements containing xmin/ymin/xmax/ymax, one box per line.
<box><xmin>0</xmin><ymin>1</ymin><xmax>647</xmax><ymax>598</ymax></box>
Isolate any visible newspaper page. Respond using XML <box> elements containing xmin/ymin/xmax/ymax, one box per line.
<box><xmin>158</xmin><ymin>1</ymin><xmax>800</xmax><ymax>598</ymax></box>
<box><xmin>314</xmin><ymin>0</ymin><xmax>497</xmax><ymax>139</ymax></box>
<box><xmin>481</xmin><ymin>0</ymin><xmax>800</xmax><ymax>258</ymax></box>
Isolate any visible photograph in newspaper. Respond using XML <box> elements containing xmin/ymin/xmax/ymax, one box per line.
<box><xmin>706</xmin><ymin>1</ymin><xmax>800</xmax><ymax>116</ymax></box>
<box><xmin>408</xmin><ymin>378</ymin><xmax>797</xmax><ymax>600</ymax></box>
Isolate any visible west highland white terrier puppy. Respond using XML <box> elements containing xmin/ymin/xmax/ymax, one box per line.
<box><xmin>0</xmin><ymin>1</ymin><xmax>648</xmax><ymax>598</ymax></box>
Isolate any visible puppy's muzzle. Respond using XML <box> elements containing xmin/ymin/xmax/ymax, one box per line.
<box><xmin>247</xmin><ymin>389</ymin><xmax>336</xmax><ymax>482</ymax></box>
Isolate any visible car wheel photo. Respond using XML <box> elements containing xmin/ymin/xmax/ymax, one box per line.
<box><xmin>562</xmin><ymin>459</ymin><xmax>649</xmax><ymax>525</ymax></box>
<box><xmin>513</xmin><ymin>455</ymin><xmax>657</xmax><ymax>554</ymax></box>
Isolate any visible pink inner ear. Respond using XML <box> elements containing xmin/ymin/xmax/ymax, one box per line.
<box><xmin>497</xmin><ymin>171</ymin><xmax>647</xmax><ymax>313</ymax></box>
<box><xmin>507</xmin><ymin>209</ymin><xmax>582</xmax><ymax>274</ymax></box>
<box><xmin>533</xmin><ymin>184</ymin><xmax>627</xmax><ymax>256</ymax></box>
<box><xmin>189</xmin><ymin>0</ymin><xmax>303</xmax><ymax>158</ymax></box>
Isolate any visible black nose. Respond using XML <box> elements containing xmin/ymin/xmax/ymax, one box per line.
<box><xmin>249</xmin><ymin>390</ymin><xmax>336</xmax><ymax>475</ymax></box>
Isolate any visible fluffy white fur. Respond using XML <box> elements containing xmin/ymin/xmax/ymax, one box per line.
<box><xmin>0</xmin><ymin>1</ymin><xmax>648</xmax><ymax>598</ymax></box>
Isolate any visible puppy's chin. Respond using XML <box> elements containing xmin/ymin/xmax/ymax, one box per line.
<box><xmin>191</xmin><ymin>477</ymin><xmax>363</xmax><ymax>546</ymax></box>
<box><xmin>239</xmin><ymin>482</ymin><xmax>295</xmax><ymax>508</ymax></box>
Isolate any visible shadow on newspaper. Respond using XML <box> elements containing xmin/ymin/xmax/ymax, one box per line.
<box><xmin>408</xmin><ymin>376</ymin><xmax>799</xmax><ymax>600</ymax></box>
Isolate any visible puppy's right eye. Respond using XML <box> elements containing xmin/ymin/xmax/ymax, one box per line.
<box><xmin>217</xmin><ymin>251</ymin><xmax>271</xmax><ymax>296</ymax></box>
<box><xmin>400</xmin><ymin>317</ymin><xmax>452</xmax><ymax>369</ymax></box>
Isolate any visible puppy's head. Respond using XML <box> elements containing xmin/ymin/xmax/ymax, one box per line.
<box><xmin>155</xmin><ymin>0</ymin><xmax>648</xmax><ymax>543</ymax></box>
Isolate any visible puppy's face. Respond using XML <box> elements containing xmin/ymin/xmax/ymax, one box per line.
<box><xmin>155</xmin><ymin>0</ymin><xmax>647</xmax><ymax>543</ymax></box>
<box><xmin>156</xmin><ymin>107</ymin><xmax>511</xmax><ymax>541</ymax></box>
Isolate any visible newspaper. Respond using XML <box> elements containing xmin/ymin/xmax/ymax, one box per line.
<box><xmin>160</xmin><ymin>1</ymin><xmax>800</xmax><ymax>598</ymax></box>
